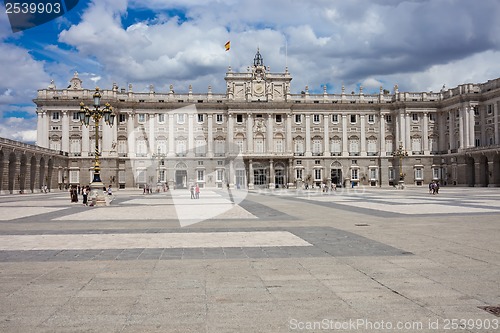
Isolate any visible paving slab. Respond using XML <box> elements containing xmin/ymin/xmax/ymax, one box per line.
<box><xmin>0</xmin><ymin>187</ymin><xmax>499</xmax><ymax>332</ymax></box>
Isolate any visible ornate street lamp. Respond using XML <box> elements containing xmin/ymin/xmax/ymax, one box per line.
<box><xmin>392</xmin><ymin>142</ymin><xmax>408</xmax><ymax>188</ymax></box>
<box><xmin>78</xmin><ymin>87</ymin><xmax>115</xmax><ymax>205</ymax></box>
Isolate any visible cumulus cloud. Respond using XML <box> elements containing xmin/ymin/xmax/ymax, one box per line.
<box><xmin>2</xmin><ymin>0</ymin><xmax>500</xmax><ymax>143</ymax></box>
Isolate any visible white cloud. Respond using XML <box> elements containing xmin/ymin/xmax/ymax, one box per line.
<box><xmin>2</xmin><ymin>0</ymin><xmax>500</xmax><ymax>143</ymax></box>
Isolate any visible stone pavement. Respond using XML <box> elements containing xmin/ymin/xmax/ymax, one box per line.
<box><xmin>0</xmin><ymin>186</ymin><xmax>499</xmax><ymax>332</ymax></box>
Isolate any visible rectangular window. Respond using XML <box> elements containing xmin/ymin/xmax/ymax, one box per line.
<box><xmin>368</xmin><ymin>114</ymin><xmax>375</xmax><ymax>123</ymax></box>
<box><xmin>197</xmin><ymin>114</ymin><xmax>204</xmax><ymax>123</ymax></box>
<box><xmin>429</xmin><ymin>113</ymin><xmax>435</xmax><ymax>122</ymax></box>
<box><xmin>415</xmin><ymin>168</ymin><xmax>423</xmax><ymax>180</ymax></box>
<box><xmin>158</xmin><ymin>114</ymin><xmax>165</xmax><ymax>123</ymax></box>
<box><xmin>216</xmin><ymin>114</ymin><xmax>223</xmax><ymax>123</ymax></box>
<box><xmin>332</xmin><ymin>114</ymin><xmax>338</xmax><ymax>123</ymax></box>
<box><xmin>350</xmin><ymin>114</ymin><xmax>357</xmax><ymax>123</ymax></box>
<box><xmin>313</xmin><ymin>114</ymin><xmax>320</xmax><ymax>123</ymax></box>
<box><xmin>295</xmin><ymin>114</ymin><xmax>302</xmax><ymax>123</ymax></box>
<box><xmin>197</xmin><ymin>170</ymin><xmax>204</xmax><ymax>182</ymax></box>
<box><xmin>386</xmin><ymin>115</ymin><xmax>392</xmax><ymax>123</ymax></box>
<box><xmin>369</xmin><ymin>168</ymin><xmax>377</xmax><ymax>180</ymax></box>
<box><xmin>177</xmin><ymin>113</ymin><xmax>185</xmax><ymax>124</ymax></box>
<box><xmin>52</xmin><ymin>111</ymin><xmax>60</xmax><ymax>120</ymax></box>
<box><xmin>119</xmin><ymin>114</ymin><xmax>126</xmax><ymax>123</ymax></box>
<box><xmin>432</xmin><ymin>168</ymin><xmax>440</xmax><ymax>179</ymax></box>
<box><xmin>216</xmin><ymin>169</ymin><xmax>224</xmax><ymax>182</ymax></box>
<box><xmin>138</xmin><ymin>114</ymin><xmax>145</xmax><ymax>123</ymax></box>
<box><xmin>314</xmin><ymin>169</ymin><xmax>322</xmax><ymax>180</ymax></box>
<box><xmin>275</xmin><ymin>114</ymin><xmax>282</xmax><ymax>123</ymax></box>
<box><xmin>487</xmin><ymin>105</ymin><xmax>493</xmax><ymax>114</ymax></box>
<box><xmin>296</xmin><ymin>169</ymin><xmax>303</xmax><ymax>180</ymax></box>
<box><xmin>351</xmin><ymin>168</ymin><xmax>359</xmax><ymax>180</ymax></box>
<box><xmin>72</xmin><ymin>112</ymin><xmax>79</xmax><ymax>120</ymax></box>
<box><xmin>236</xmin><ymin>114</ymin><xmax>243</xmax><ymax>123</ymax></box>
<box><xmin>296</xmin><ymin>160</ymin><xmax>302</xmax><ymax>165</ymax></box>
<box><xmin>412</xmin><ymin>113</ymin><xmax>419</xmax><ymax>121</ymax></box>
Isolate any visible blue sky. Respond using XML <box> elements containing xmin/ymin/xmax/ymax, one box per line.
<box><xmin>1</xmin><ymin>0</ymin><xmax>500</xmax><ymax>144</ymax></box>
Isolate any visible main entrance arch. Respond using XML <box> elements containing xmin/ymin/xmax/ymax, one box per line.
<box><xmin>330</xmin><ymin>161</ymin><xmax>343</xmax><ymax>186</ymax></box>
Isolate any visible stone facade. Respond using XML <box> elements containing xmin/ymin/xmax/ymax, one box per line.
<box><xmin>0</xmin><ymin>137</ymin><xmax>69</xmax><ymax>194</ymax></box>
<box><xmin>31</xmin><ymin>51</ymin><xmax>500</xmax><ymax>190</ymax></box>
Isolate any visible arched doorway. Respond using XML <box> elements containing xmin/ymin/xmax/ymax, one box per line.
<box><xmin>20</xmin><ymin>154</ymin><xmax>27</xmax><ymax>193</ymax></box>
<box><xmin>274</xmin><ymin>162</ymin><xmax>285</xmax><ymax>187</ymax></box>
<box><xmin>0</xmin><ymin>150</ymin><xmax>4</xmax><ymax>193</ymax></box>
<box><xmin>330</xmin><ymin>161</ymin><xmax>343</xmax><ymax>187</ymax></box>
<box><xmin>39</xmin><ymin>157</ymin><xmax>46</xmax><ymax>191</ymax></box>
<box><xmin>493</xmin><ymin>155</ymin><xmax>500</xmax><ymax>187</ymax></box>
<box><xmin>8</xmin><ymin>152</ymin><xmax>16</xmax><ymax>194</ymax></box>
<box><xmin>253</xmin><ymin>162</ymin><xmax>268</xmax><ymax>187</ymax></box>
<box><xmin>30</xmin><ymin>156</ymin><xmax>37</xmax><ymax>192</ymax></box>
<box><xmin>235</xmin><ymin>162</ymin><xmax>246</xmax><ymax>189</ymax></box>
<box><xmin>466</xmin><ymin>156</ymin><xmax>475</xmax><ymax>187</ymax></box>
<box><xmin>47</xmin><ymin>159</ymin><xmax>54</xmax><ymax>190</ymax></box>
<box><xmin>479</xmin><ymin>155</ymin><xmax>489</xmax><ymax>187</ymax></box>
<box><xmin>175</xmin><ymin>162</ymin><xmax>188</xmax><ymax>189</ymax></box>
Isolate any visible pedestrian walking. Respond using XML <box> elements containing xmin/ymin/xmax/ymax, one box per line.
<box><xmin>82</xmin><ymin>186</ymin><xmax>88</xmax><ymax>205</ymax></box>
<box><xmin>195</xmin><ymin>184</ymin><xmax>200</xmax><ymax>199</ymax></box>
<box><xmin>190</xmin><ymin>185</ymin><xmax>195</xmax><ymax>199</ymax></box>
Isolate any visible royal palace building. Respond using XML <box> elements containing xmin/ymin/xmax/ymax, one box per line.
<box><xmin>30</xmin><ymin>50</ymin><xmax>500</xmax><ymax>190</ymax></box>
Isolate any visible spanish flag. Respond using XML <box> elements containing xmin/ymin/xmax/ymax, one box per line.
<box><xmin>225</xmin><ymin>41</ymin><xmax>230</xmax><ymax>51</ymax></box>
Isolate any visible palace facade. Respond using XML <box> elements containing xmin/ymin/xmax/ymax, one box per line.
<box><xmin>33</xmin><ymin>50</ymin><xmax>500</xmax><ymax>190</ymax></box>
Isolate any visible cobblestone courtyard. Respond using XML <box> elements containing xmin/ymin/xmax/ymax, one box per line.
<box><xmin>0</xmin><ymin>186</ymin><xmax>499</xmax><ymax>332</ymax></box>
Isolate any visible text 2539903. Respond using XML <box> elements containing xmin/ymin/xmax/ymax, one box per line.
<box><xmin>5</xmin><ymin>2</ymin><xmax>61</xmax><ymax>15</ymax></box>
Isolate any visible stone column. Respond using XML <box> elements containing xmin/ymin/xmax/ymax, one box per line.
<box><xmin>227</xmin><ymin>114</ymin><xmax>234</xmax><ymax>154</ymax></box>
<box><xmin>405</xmin><ymin>112</ymin><xmax>411</xmax><ymax>152</ymax></box>
<box><xmin>207</xmin><ymin>114</ymin><xmax>214</xmax><ymax>157</ymax></box>
<box><xmin>247</xmin><ymin>114</ymin><xmax>253</xmax><ymax>153</ymax></box>
<box><xmin>423</xmin><ymin>112</ymin><xmax>429</xmax><ymax>154</ymax></box>
<box><xmin>342</xmin><ymin>114</ymin><xmax>348</xmax><ymax>156</ymax></box>
<box><xmin>187</xmin><ymin>113</ymin><xmax>194</xmax><ymax>157</ymax></box>
<box><xmin>267</xmin><ymin>114</ymin><xmax>274</xmax><ymax>152</ymax></box>
<box><xmin>495</xmin><ymin>102</ymin><xmax>499</xmax><ymax>145</ymax></box>
<box><xmin>305</xmin><ymin>115</ymin><xmax>311</xmax><ymax>157</ymax></box>
<box><xmin>168</xmin><ymin>114</ymin><xmax>175</xmax><ymax>157</ymax></box>
<box><xmin>81</xmin><ymin>121</ymin><xmax>90</xmax><ymax>157</ymax></box>
<box><xmin>36</xmin><ymin>111</ymin><xmax>44</xmax><ymax>147</ymax></box>
<box><xmin>323</xmin><ymin>114</ymin><xmax>329</xmax><ymax>156</ymax></box>
<box><xmin>449</xmin><ymin>110</ymin><xmax>455</xmax><ymax>152</ymax></box>
<box><xmin>248</xmin><ymin>160</ymin><xmax>254</xmax><ymax>189</ymax></box>
<box><xmin>269</xmin><ymin>159</ymin><xmax>275</xmax><ymax>188</ymax></box>
<box><xmin>127</xmin><ymin>113</ymin><xmax>136</xmax><ymax>157</ymax></box>
<box><xmin>469</xmin><ymin>106</ymin><xmax>475</xmax><ymax>147</ymax></box>
<box><xmin>286</xmin><ymin>114</ymin><xmax>292</xmax><ymax>154</ymax></box>
<box><xmin>360</xmin><ymin>114</ymin><xmax>366</xmax><ymax>156</ymax></box>
<box><xmin>61</xmin><ymin>110</ymin><xmax>69</xmax><ymax>152</ymax></box>
<box><xmin>149</xmin><ymin>114</ymin><xmax>156</xmax><ymax>154</ymax></box>
<box><xmin>459</xmin><ymin>107</ymin><xmax>465</xmax><ymax>150</ymax></box>
<box><xmin>288</xmin><ymin>158</ymin><xmax>294</xmax><ymax>188</ymax></box>
<box><xmin>439</xmin><ymin>112</ymin><xmax>446</xmax><ymax>153</ymax></box>
<box><xmin>102</xmin><ymin>111</ymin><xmax>113</xmax><ymax>157</ymax></box>
<box><xmin>380</xmin><ymin>114</ymin><xmax>386</xmax><ymax>156</ymax></box>
<box><xmin>397</xmin><ymin>112</ymin><xmax>404</xmax><ymax>148</ymax></box>
<box><xmin>229</xmin><ymin>159</ymin><xmax>234</xmax><ymax>188</ymax></box>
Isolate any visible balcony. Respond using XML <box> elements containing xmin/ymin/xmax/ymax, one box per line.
<box><xmin>294</xmin><ymin>152</ymin><xmax>305</xmax><ymax>156</ymax></box>
<box><xmin>330</xmin><ymin>152</ymin><xmax>341</xmax><ymax>156</ymax></box>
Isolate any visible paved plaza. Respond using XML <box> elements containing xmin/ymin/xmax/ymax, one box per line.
<box><xmin>0</xmin><ymin>186</ymin><xmax>499</xmax><ymax>332</ymax></box>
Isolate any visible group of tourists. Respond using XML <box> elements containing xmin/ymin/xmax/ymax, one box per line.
<box><xmin>69</xmin><ymin>184</ymin><xmax>113</xmax><ymax>205</ymax></box>
<box><xmin>70</xmin><ymin>184</ymin><xmax>91</xmax><ymax>205</ymax></box>
<box><xmin>190</xmin><ymin>184</ymin><xmax>200</xmax><ymax>199</ymax></box>
<box><xmin>429</xmin><ymin>181</ymin><xmax>440</xmax><ymax>194</ymax></box>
